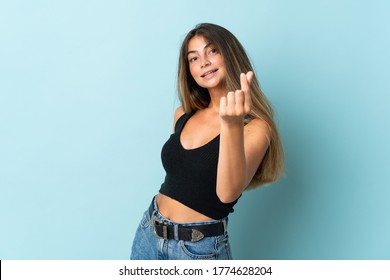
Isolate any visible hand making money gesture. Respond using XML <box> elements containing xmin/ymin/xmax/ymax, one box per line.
<box><xmin>219</xmin><ymin>71</ymin><xmax>254</xmax><ymax>123</ymax></box>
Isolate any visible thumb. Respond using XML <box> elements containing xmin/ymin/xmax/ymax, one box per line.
<box><xmin>246</xmin><ymin>71</ymin><xmax>254</xmax><ymax>86</ymax></box>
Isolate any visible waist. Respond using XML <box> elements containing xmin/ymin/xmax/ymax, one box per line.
<box><xmin>149</xmin><ymin>196</ymin><xmax>228</xmax><ymax>242</ymax></box>
<box><xmin>156</xmin><ymin>193</ymin><xmax>215</xmax><ymax>222</ymax></box>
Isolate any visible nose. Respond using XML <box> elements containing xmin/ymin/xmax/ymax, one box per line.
<box><xmin>201</xmin><ymin>57</ymin><xmax>211</xmax><ymax>68</ymax></box>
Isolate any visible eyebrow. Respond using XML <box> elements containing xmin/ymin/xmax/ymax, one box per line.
<box><xmin>187</xmin><ymin>42</ymin><xmax>213</xmax><ymax>56</ymax></box>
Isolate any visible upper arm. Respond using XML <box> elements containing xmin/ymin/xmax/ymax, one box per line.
<box><xmin>243</xmin><ymin>119</ymin><xmax>271</xmax><ymax>187</ymax></box>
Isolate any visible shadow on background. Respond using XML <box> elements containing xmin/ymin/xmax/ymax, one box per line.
<box><xmin>230</xmin><ymin>112</ymin><xmax>310</xmax><ymax>259</ymax></box>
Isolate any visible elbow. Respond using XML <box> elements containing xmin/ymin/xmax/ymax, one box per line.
<box><xmin>217</xmin><ymin>188</ymin><xmax>241</xmax><ymax>204</ymax></box>
<box><xmin>216</xmin><ymin>176</ymin><xmax>249</xmax><ymax>203</ymax></box>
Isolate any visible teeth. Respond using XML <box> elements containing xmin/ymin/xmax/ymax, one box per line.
<box><xmin>201</xmin><ymin>69</ymin><xmax>217</xmax><ymax>78</ymax></box>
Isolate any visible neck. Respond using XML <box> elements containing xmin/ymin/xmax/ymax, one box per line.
<box><xmin>207</xmin><ymin>86</ymin><xmax>226</xmax><ymax>113</ymax></box>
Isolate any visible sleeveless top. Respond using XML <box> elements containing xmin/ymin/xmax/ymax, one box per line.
<box><xmin>159</xmin><ymin>112</ymin><xmax>239</xmax><ymax>220</ymax></box>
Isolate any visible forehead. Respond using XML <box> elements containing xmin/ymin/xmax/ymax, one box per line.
<box><xmin>187</xmin><ymin>35</ymin><xmax>211</xmax><ymax>53</ymax></box>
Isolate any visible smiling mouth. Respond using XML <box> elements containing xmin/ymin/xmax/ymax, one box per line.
<box><xmin>201</xmin><ymin>69</ymin><xmax>218</xmax><ymax>78</ymax></box>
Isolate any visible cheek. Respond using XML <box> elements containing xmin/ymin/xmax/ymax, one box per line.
<box><xmin>216</xmin><ymin>58</ymin><xmax>225</xmax><ymax>68</ymax></box>
<box><xmin>188</xmin><ymin>66</ymin><xmax>194</xmax><ymax>76</ymax></box>
<box><xmin>209</xmin><ymin>53</ymin><xmax>223</xmax><ymax>64</ymax></box>
<box><xmin>189</xmin><ymin>65</ymin><xmax>198</xmax><ymax>80</ymax></box>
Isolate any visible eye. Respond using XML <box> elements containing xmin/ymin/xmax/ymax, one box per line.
<box><xmin>208</xmin><ymin>48</ymin><xmax>218</xmax><ymax>55</ymax></box>
<box><xmin>188</xmin><ymin>56</ymin><xmax>198</xmax><ymax>63</ymax></box>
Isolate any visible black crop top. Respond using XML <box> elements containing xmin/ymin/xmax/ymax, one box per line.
<box><xmin>159</xmin><ymin>112</ymin><xmax>239</xmax><ymax>220</ymax></box>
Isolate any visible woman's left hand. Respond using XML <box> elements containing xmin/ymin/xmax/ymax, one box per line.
<box><xmin>219</xmin><ymin>71</ymin><xmax>253</xmax><ymax>123</ymax></box>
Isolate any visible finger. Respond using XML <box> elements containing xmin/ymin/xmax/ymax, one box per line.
<box><xmin>244</xmin><ymin>94</ymin><xmax>252</xmax><ymax>114</ymax></box>
<box><xmin>235</xmin><ymin>90</ymin><xmax>245</xmax><ymax>114</ymax></box>
<box><xmin>244</xmin><ymin>88</ymin><xmax>252</xmax><ymax>114</ymax></box>
<box><xmin>227</xmin><ymin>91</ymin><xmax>236</xmax><ymax>114</ymax></box>
<box><xmin>240</xmin><ymin>71</ymin><xmax>253</xmax><ymax>91</ymax></box>
<box><xmin>219</xmin><ymin>96</ymin><xmax>227</xmax><ymax>116</ymax></box>
<box><xmin>240</xmin><ymin>72</ymin><xmax>253</xmax><ymax>113</ymax></box>
<box><xmin>246</xmin><ymin>71</ymin><xmax>254</xmax><ymax>86</ymax></box>
<box><xmin>240</xmin><ymin>73</ymin><xmax>249</xmax><ymax>92</ymax></box>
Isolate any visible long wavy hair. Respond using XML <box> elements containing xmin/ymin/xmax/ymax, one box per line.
<box><xmin>177</xmin><ymin>23</ymin><xmax>284</xmax><ymax>189</ymax></box>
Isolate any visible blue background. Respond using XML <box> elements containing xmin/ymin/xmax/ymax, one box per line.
<box><xmin>1</xmin><ymin>0</ymin><xmax>389</xmax><ymax>259</ymax></box>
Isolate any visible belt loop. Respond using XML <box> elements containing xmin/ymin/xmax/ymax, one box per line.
<box><xmin>153</xmin><ymin>195</ymin><xmax>158</xmax><ymax>211</ymax></box>
<box><xmin>222</xmin><ymin>218</ymin><xmax>227</xmax><ymax>235</ymax></box>
<box><xmin>173</xmin><ymin>224</ymin><xmax>179</xmax><ymax>240</ymax></box>
<box><xmin>151</xmin><ymin>210</ymin><xmax>156</xmax><ymax>220</ymax></box>
<box><xmin>162</xmin><ymin>224</ymin><xmax>168</xmax><ymax>239</ymax></box>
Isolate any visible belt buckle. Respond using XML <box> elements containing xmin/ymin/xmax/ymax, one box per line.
<box><xmin>151</xmin><ymin>212</ymin><xmax>168</xmax><ymax>240</ymax></box>
<box><xmin>191</xmin><ymin>229</ymin><xmax>204</xmax><ymax>242</ymax></box>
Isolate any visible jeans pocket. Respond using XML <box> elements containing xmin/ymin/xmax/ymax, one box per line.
<box><xmin>140</xmin><ymin>211</ymin><xmax>151</xmax><ymax>229</ymax></box>
<box><xmin>216</xmin><ymin>234</ymin><xmax>230</xmax><ymax>244</ymax></box>
<box><xmin>179</xmin><ymin>237</ymin><xmax>217</xmax><ymax>260</ymax></box>
<box><xmin>215</xmin><ymin>234</ymin><xmax>232</xmax><ymax>260</ymax></box>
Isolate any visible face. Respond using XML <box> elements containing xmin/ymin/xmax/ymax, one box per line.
<box><xmin>187</xmin><ymin>35</ymin><xmax>226</xmax><ymax>91</ymax></box>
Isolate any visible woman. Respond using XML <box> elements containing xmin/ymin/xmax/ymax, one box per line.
<box><xmin>130</xmin><ymin>23</ymin><xmax>284</xmax><ymax>260</ymax></box>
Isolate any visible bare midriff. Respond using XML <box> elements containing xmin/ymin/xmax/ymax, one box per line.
<box><xmin>156</xmin><ymin>193</ymin><xmax>215</xmax><ymax>223</ymax></box>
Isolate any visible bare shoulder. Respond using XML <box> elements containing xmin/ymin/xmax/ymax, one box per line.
<box><xmin>244</xmin><ymin>118</ymin><xmax>271</xmax><ymax>144</ymax></box>
<box><xmin>174</xmin><ymin>106</ymin><xmax>185</xmax><ymax>119</ymax></box>
<box><xmin>173</xmin><ymin>106</ymin><xmax>186</xmax><ymax>129</ymax></box>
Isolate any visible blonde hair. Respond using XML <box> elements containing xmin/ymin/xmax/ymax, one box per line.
<box><xmin>177</xmin><ymin>23</ymin><xmax>284</xmax><ymax>189</ymax></box>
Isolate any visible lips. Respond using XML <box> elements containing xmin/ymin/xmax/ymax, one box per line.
<box><xmin>200</xmin><ymin>69</ymin><xmax>218</xmax><ymax>78</ymax></box>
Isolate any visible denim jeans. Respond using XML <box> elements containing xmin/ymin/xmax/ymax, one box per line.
<box><xmin>130</xmin><ymin>198</ymin><xmax>232</xmax><ymax>260</ymax></box>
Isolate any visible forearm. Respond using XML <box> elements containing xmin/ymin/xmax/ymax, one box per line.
<box><xmin>216</xmin><ymin>71</ymin><xmax>255</xmax><ymax>203</ymax></box>
<box><xmin>216</xmin><ymin>120</ymin><xmax>248</xmax><ymax>203</ymax></box>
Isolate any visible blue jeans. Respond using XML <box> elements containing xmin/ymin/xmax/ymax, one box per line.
<box><xmin>130</xmin><ymin>198</ymin><xmax>232</xmax><ymax>260</ymax></box>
